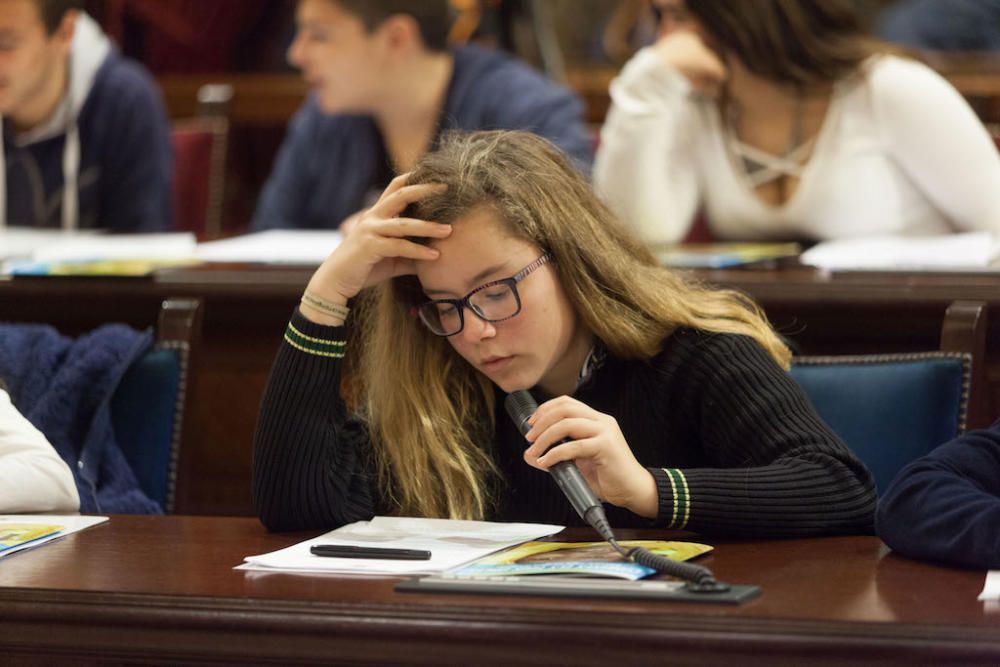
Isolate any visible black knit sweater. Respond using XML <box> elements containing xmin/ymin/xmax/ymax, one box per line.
<box><xmin>253</xmin><ymin>309</ymin><xmax>876</xmax><ymax>536</ymax></box>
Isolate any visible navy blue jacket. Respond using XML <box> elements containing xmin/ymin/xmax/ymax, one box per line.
<box><xmin>0</xmin><ymin>322</ymin><xmax>162</xmax><ymax>514</ymax></box>
<box><xmin>876</xmin><ymin>420</ymin><xmax>1000</xmax><ymax>569</ymax></box>
<box><xmin>252</xmin><ymin>45</ymin><xmax>594</xmax><ymax>231</ymax></box>
<box><xmin>3</xmin><ymin>46</ymin><xmax>172</xmax><ymax>231</ymax></box>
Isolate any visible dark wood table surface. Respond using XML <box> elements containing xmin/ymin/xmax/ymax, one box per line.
<box><xmin>3</xmin><ymin>265</ymin><xmax>1000</xmax><ymax>517</ymax></box>
<box><xmin>0</xmin><ymin>515</ymin><xmax>997</xmax><ymax>666</ymax></box>
<box><xmin>156</xmin><ymin>62</ymin><xmax>1000</xmax><ymax>129</ymax></box>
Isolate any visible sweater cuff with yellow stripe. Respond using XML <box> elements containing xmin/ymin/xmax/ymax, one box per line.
<box><xmin>283</xmin><ymin>307</ymin><xmax>348</xmax><ymax>359</ymax></box>
<box><xmin>650</xmin><ymin>467</ymin><xmax>691</xmax><ymax>530</ymax></box>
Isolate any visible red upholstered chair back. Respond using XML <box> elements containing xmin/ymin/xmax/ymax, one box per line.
<box><xmin>170</xmin><ymin>84</ymin><xmax>232</xmax><ymax>236</ymax></box>
<box><xmin>683</xmin><ymin>210</ymin><xmax>714</xmax><ymax>243</ymax></box>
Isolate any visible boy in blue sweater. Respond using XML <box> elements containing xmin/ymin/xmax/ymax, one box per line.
<box><xmin>876</xmin><ymin>420</ymin><xmax>1000</xmax><ymax>570</ymax></box>
<box><xmin>0</xmin><ymin>0</ymin><xmax>172</xmax><ymax>231</ymax></box>
<box><xmin>252</xmin><ymin>0</ymin><xmax>594</xmax><ymax>231</ymax></box>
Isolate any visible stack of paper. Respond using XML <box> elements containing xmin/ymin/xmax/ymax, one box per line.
<box><xmin>800</xmin><ymin>232</ymin><xmax>1000</xmax><ymax>271</ymax></box>
<box><xmin>0</xmin><ymin>228</ymin><xmax>99</xmax><ymax>259</ymax></box>
<box><xmin>196</xmin><ymin>230</ymin><xmax>342</xmax><ymax>264</ymax></box>
<box><xmin>1</xmin><ymin>229</ymin><xmax>342</xmax><ymax>274</ymax></box>
<box><xmin>238</xmin><ymin>516</ymin><xmax>563</xmax><ymax>576</ymax></box>
<box><xmin>1</xmin><ymin>231</ymin><xmax>198</xmax><ymax>275</ymax></box>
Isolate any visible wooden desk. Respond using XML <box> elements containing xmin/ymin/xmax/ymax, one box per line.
<box><xmin>0</xmin><ymin>515</ymin><xmax>995</xmax><ymax>665</ymax></box>
<box><xmin>3</xmin><ymin>266</ymin><xmax>999</xmax><ymax>517</ymax></box>
<box><xmin>565</xmin><ymin>66</ymin><xmax>616</xmax><ymax>125</ymax></box>
<box><xmin>156</xmin><ymin>58</ymin><xmax>1000</xmax><ymax>128</ymax></box>
<box><xmin>566</xmin><ymin>55</ymin><xmax>1000</xmax><ymax>125</ymax></box>
<box><xmin>159</xmin><ymin>74</ymin><xmax>307</xmax><ymax>126</ymax></box>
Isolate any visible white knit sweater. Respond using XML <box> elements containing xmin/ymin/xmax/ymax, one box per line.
<box><xmin>594</xmin><ymin>48</ymin><xmax>1000</xmax><ymax>244</ymax></box>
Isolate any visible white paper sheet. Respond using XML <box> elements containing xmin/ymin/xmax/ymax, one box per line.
<box><xmin>0</xmin><ymin>228</ymin><xmax>100</xmax><ymax>260</ymax></box>
<box><xmin>978</xmin><ymin>570</ymin><xmax>1000</xmax><ymax>601</ymax></box>
<box><xmin>238</xmin><ymin>516</ymin><xmax>563</xmax><ymax>576</ymax></box>
<box><xmin>196</xmin><ymin>230</ymin><xmax>342</xmax><ymax>264</ymax></box>
<box><xmin>28</xmin><ymin>233</ymin><xmax>198</xmax><ymax>262</ymax></box>
<box><xmin>0</xmin><ymin>514</ymin><xmax>109</xmax><ymax>558</ymax></box>
<box><xmin>800</xmin><ymin>232</ymin><xmax>1000</xmax><ymax>271</ymax></box>
<box><xmin>1</xmin><ymin>229</ymin><xmax>340</xmax><ymax>268</ymax></box>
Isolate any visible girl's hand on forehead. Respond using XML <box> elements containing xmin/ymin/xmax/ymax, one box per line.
<box><xmin>303</xmin><ymin>173</ymin><xmax>451</xmax><ymax>313</ymax></box>
<box><xmin>368</xmin><ymin>172</ymin><xmax>447</xmax><ymax>221</ymax></box>
<box><xmin>653</xmin><ymin>29</ymin><xmax>727</xmax><ymax>99</ymax></box>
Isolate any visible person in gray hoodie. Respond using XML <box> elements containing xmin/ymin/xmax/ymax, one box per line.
<box><xmin>0</xmin><ymin>0</ymin><xmax>172</xmax><ymax>231</ymax></box>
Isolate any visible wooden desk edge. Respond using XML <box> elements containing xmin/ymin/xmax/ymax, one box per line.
<box><xmin>2</xmin><ymin>586</ymin><xmax>998</xmax><ymax>665</ymax></box>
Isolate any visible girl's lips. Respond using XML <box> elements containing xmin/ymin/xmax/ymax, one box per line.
<box><xmin>481</xmin><ymin>356</ymin><xmax>514</xmax><ymax>371</ymax></box>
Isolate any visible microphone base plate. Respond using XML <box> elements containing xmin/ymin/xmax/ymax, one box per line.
<box><xmin>397</xmin><ymin>576</ymin><xmax>761</xmax><ymax>604</ymax></box>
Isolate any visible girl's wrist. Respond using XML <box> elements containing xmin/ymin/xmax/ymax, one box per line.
<box><xmin>299</xmin><ymin>301</ymin><xmax>346</xmax><ymax>327</ymax></box>
<box><xmin>626</xmin><ymin>469</ymin><xmax>660</xmax><ymax>519</ymax></box>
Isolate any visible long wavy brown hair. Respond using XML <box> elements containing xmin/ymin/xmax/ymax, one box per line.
<box><xmin>684</xmin><ymin>0</ymin><xmax>880</xmax><ymax>88</ymax></box>
<box><xmin>354</xmin><ymin>130</ymin><xmax>790</xmax><ymax>520</ymax></box>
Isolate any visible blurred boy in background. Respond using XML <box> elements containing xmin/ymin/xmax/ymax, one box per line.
<box><xmin>0</xmin><ymin>0</ymin><xmax>172</xmax><ymax>231</ymax></box>
<box><xmin>252</xmin><ymin>0</ymin><xmax>594</xmax><ymax>232</ymax></box>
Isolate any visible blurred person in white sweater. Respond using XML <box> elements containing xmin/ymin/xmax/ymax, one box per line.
<box><xmin>0</xmin><ymin>384</ymin><xmax>79</xmax><ymax>513</ymax></box>
<box><xmin>594</xmin><ymin>0</ymin><xmax>1000</xmax><ymax>245</ymax></box>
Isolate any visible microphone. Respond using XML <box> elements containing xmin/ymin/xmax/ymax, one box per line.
<box><xmin>504</xmin><ymin>389</ymin><xmax>725</xmax><ymax>591</ymax></box>
<box><xmin>504</xmin><ymin>390</ymin><xmax>615</xmax><ymax>542</ymax></box>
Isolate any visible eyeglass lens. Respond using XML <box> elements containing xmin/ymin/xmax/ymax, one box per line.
<box><xmin>420</xmin><ymin>282</ymin><xmax>520</xmax><ymax>335</ymax></box>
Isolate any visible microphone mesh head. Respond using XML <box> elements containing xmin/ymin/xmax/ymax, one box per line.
<box><xmin>504</xmin><ymin>390</ymin><xmax>538</xmax><ymax>436</ymax></box>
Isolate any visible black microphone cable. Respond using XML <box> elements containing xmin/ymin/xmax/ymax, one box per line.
<box><xmin>505</xmin><ymin>390</ymin><xmax>727</xmax><ymax>592</ymax></box>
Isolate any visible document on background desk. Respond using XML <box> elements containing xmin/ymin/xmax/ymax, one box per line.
<box><xmin>0</xmin><ymin>228</ymin><xmax>98</xmax><ymax>258</ymax></box>
<box><xmin>196</xmin><ymin>230</ymin><xmax>342</xmax><ymax>264</ymax></box>
<box><xmin>0</xmin><ymin>515</ymin><xmax>108</xmax><ymax>558</ymax></box>
<box><xmin>657</xmin><ymin>242</ymin><xmax>801</xmax><ymax>268</ymax></box>
<box><xmin>1</xmin><ymin>231</ymin><xmax>198</xmax><ymax>275</ymax></box>
<box><xmin>1</xmin><ymin>228</ymin><xmax>98</xmax><ymax>273</ymax></box>
<box><xmin>800</xmin><ymin>232</ymin><xmax>1000</xmax><ymax>271</ymax></box>
<box><xmin>238</xmin><ymin>516</ymin><xmax>563</xmax><ymax>576</ymax></box>
<box><xmin>978</xmin><ymin>570</ymin><xmax>1000</xmax><ymax>601</ymax></box>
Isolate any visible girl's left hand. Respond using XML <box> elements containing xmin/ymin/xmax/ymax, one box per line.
<box><xmin>522</xmin><ymin>396</ymin><xmax>658</xmax><ymax>519</ymax></box>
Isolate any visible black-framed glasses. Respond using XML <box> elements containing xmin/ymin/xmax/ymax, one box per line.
<box><xmin>414</xmin><ymin>253</ymin><xmax>553</xmax><ymax>337</ymax></box>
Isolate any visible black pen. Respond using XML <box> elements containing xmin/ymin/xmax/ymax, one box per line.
<box><xmin>310</xmin><ymin>544</ymin><xmax>432</xmax><ymax>560</ymax></box>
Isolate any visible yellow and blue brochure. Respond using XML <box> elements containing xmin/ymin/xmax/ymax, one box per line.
<box><xmin>0</xmin><ymin>524</ymin><xmax>64</xmax><ymax>553</ymax></box>
<box><xmin>448</xmin><ymin>540</ymin><xmax>713</xmax><ymax>580</ymax></box>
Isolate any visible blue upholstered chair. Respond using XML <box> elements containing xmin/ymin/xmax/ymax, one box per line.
<box><xmin>790</xmin><ymin>353</ymin><xmax>970</xmax><ymax>492</ymax></box>
<box><xmin>788</xmin><ymin>300</ymin><xmax>987</xmax><ymax>493</ymax></box>
<box><xmin>111</xmin><ymin>298</ymin><xmax>202</xmax><ymax>513</ymax></box>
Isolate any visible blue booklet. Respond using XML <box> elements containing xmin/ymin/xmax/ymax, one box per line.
<box><xmin>658</xmin><ymin>243</ymin><xmax>801</xmax><ymax>269</ymax></box>
<box><xmin>0</xmin><ymin>523</ymin><xmax>64</xmax><ymax>553</ymax></box>
<box><xmin>447</xmin><ymin>540</ymin><xmax>713</xmax><ymax>580</ymax></box>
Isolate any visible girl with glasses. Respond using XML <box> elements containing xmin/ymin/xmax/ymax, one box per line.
<box><xmin>253</xmin><ymin>130</ymin><xmax>875</xmax><ymax>535</ymax></box>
